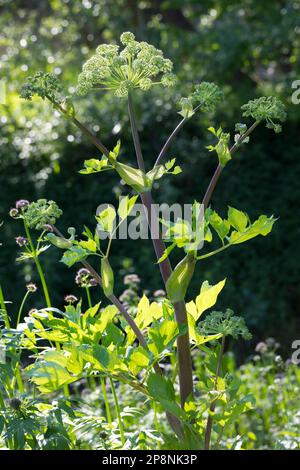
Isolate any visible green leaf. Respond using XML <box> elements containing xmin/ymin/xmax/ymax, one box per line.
<box><xmin>118</xmin><ymin>195</ymin><xmax>138</xmax><ymax>220</ymax></box>
<box><xmin>79</xmin><ymin>158</ymin><xmax>111</xmax><ymax>174</ymax></box>
<box><xmin>165</xmin><ymin>158</ymin><xmax>176</xmax><ymax>171</ymax></box>
<box><xmin>206</xmin><ymin>209</ymin><xmax>230</xmax><ymax>241</ymax></box>
<box><xmin>157</xmin><ymin>242</ymin><xmax>176</xmax><ymax>263</ymax></box>
<box><xmin>26</xmin><ymin>354</ymin><xmax>77</xmax><ymax>393</ymax></box>
<box><xmin>92</xmin><ymin>345</ymin><xmax>110</xmax><ymax>369</ymax></box>
<box><xmin>208</xmin><ymin>127</ymin><xmax>231</xmax><ymax>167</ymax></box>
<box><xmin>60</xmin><ymin>245</ymin><xmax>88</xmax><ymax>267</ymax></box>
<box><xmin>194</xmin><ymin>279</ymin><xmax>226</xmax><ymax>320</ymax></box>
<box><xmin>147</xmin><ymin>373</ymin><xmax>175</xmax><ymax>402</ymax></box>
<box><xmin>127</xmin><ymin>347</ymin><xmax>150</xmax><ymax>375</ymax></box>
<box><xmin>228</xmin><ymin>206</ymin><xmax>248</xmax><ymax>232</ymax></box>
<box><xmin>103</xmin><ymin>322</ymin><xmax>124</xmax><ymax>346</ymax></box>
<box><xmin>79</xmin><ymin>239</ymin><xmax>97</xmax><ymax>252</ymax></box>
<box><xmin>91</xmin><ymin>305</ymin><xmax>117</xmax><ymax>334</ymax></box>
<box><xmin>126</xmin><ymin>295</ymin><xmax>162</xmax><ymax>344</ymax></box>
<box><xmin>96</xmin><ymin>206</ymin><xmax>116</xmax><ymax>233</ymax></box>
<box><xmin>230</xmin><ymin>215</ymin><xmax>276</xmax><ymax>245</ymax></box>
<box><xmin>148</xmin><ymin>319</ymin><xmax>180</xmax><ymax>355</ymax></box>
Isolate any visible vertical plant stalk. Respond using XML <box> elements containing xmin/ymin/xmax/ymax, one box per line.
<box><xmin>0</xmin><ymin>285</ymin><xmax>10</xmax><ymax>328</ymax></box>
<box><xmin>128</xmin><ymin>93</ymin><xmax>194</xmax><ymax>408</ymax></box>
<box><xmin>101</xmin><ymin>378</ymin><xmax>112</xmax><ymax>424</ymax></box>
<box><xmin>23</xmin><ymin>220</ymin><xmax>52</xmax><ymax>308</ymax></box>
<box><xmin>204</xmin><ymin>335</ymin><xmax>226</xmax><ymax>450</ymax></box>
<box><xmin>109</xmin><ymin>377</ymin><xmax>125</xmax><ymax>447</ymax></box>
<box><xmin>85</xmin><ymin>286</ymin><xmax>92</xmax><ymax>309</ymax></box>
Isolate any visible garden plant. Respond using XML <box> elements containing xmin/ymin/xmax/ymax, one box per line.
<box><xmin>0</xmin><ymin>31</ymin><xmax>294</xmax><ymax>451</ymax></box>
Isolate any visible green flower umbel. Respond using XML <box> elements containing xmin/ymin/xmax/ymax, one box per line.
<box><xmin>241</xmin><ymin>96</ymin><xmax>286</xmax><ymax>133</ymax></box>
<box><xmin>197</xmin><ymin>309</ymin><xmax>252</xmax><ymax>340</ymax></box>
<box><xmin>23</xmin><ymin>199</ymin><xmax>62</xmax><ymax>230</ymax></box>
<box><xmin>77</xmin><ymin>31</ymin><xmax>177</xmax><ymax>98</ymax></box>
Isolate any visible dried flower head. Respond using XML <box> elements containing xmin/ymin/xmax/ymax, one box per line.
<box><xmin>15</xmin><ymin>236</ymin><xmax>28</xmax><ymax>247</ymax></box>
<box><xmin>64</xmin><ymin>294</ymin><xmax>78</xmax><ymax>304</ymax></box>
<box><xmin>241</xmin><ymin>96</ymin><xmax>286</xmax><ymax>133</ymax></box>
<box><xmin>255</xmin><ymin>341</ymin><xmax>268</xmax><ymax>354</ymax></box>
<box><xmin>124</xmin><ymin>274</ymin><xmax>140</xmax><ymax>285</ymax></box>
<box><xmin>77</xmin><ymin>32</ymin><xmax>176</xmax><ymax>98</ymax></box>
<box><xmin>153</xmin><ymin>289</ymin><xmax>166</xmax><ymax>298</ymax></box>
<box><xmin>197</xmin><ymin>309</ymin><xmax>252</xmax><ymax>340</ymax></box>
<box><xmin>75</xmin><ymin>268</ymin><xmax>97</xmax><ymax>288</ymax></box>
<box><xmin>15</xmin><ymin>199</ymin><xmax>30</xmax><ymax>210</ymax></box>
<box><xmin>9</xmin><ymin>208</ymin><xmax>19</xmax><ymax>218</ymax></box>
<box><xmin>26</xmin><ymin>283</ymin><xmax>37</xmax><ymax>293</ymax></box>
<box><xmin>119</xmin><ymin>289</ymin><xmax>134</xmax><ymax>305</ymax></box>
<box><xmin>23</xmin><ymin>199</ymin><xmax>62</xmax><ymax>230</ymax></box>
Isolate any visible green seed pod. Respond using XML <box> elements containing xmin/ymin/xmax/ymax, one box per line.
<box><xmin>46</xmin><ymin>233</ymin><xmax>72</xmax><ymax>249</ymax></box>
<box><xmin>101</xmin><ymin>257</ymin><xmax>114</xmax><ymax>297</ymax></box>
<box><xmin>114</xmin><ymin>161</ymin><xmax>150</xmax><ymax>193</ymax></box>
<box><xmin>166</xmin><ymin>252</ymin><xmax>196</xmax><ymax>303</ymax></box>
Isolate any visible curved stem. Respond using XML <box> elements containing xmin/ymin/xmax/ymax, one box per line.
<box><xmin>23</xmin><ymin>220</ymin><xmax>52</xmax><ymax>308</ymax></box>
<box><xmin>16</xmin><ymin>291</ymin><xmax>30</xmax><ymax>327</ymax></box>
<box><xmin>155</xmin><ymin>117</ymin><xmax>187</xmax><ymax>167</ymax></box>
<box><xmin>202</xmin><ymin>121</ymin><xmax>260</xmax><ymax>210</ymax></box>
<box><xmin>154</xmin><ymin>103</ymin><xmax>202</xmax><ymax>167</ymax></box>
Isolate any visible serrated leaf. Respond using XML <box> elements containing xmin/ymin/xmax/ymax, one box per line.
<box><xmin>96</xmin><ymin>206</ymin><xmax>116</xmax><ymax>233</ymax></box>
<box><xmin>228</xmin><ymin>207</ymin><xmax>248</xmax><ymax>232</ymax></box>
<box><xmin>118</xmin><ymin>195</ymin><xmax>138</xmax><ymax>220</ymax></box>
<box><xmin>60</xmin><ymin>246</ymin><xmax>88</xmax><ymax>267</ymax></box>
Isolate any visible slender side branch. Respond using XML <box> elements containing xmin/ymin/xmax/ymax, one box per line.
<box><xmin>155</xmin><ymin>118</ymin><xmax>187</xmax><ymax>167</ymax></box>
<box><xmin>54</xmin><ymin>101</ymin><xmax>110</xmax><ymax>157</ymax></box>
<box><xmin>202</xmin><ymin>121</ymin><xmax>260</xmax><ymax>210</ymax></box>
<box><xmin>154</xmin><ymin>103</ymin><xmax>202</xmax><ymax>167</ymax></box>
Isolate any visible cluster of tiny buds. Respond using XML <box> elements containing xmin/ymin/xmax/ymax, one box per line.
<box><xmin>26</xmin><ymin>283</ymin><xmax>37</xmax><ymax>293</ymax></box>
<box><xmin>153</xmin><ymin>289</ymin><xmax>166</xmax><ymax>299</ymax></box>
<box><xmin>124</xmin><ymin>274</ymin><xmax>140</xmax><ymax>285</ymax></box>
<box><xmin>77</xmin><ymin>31</ymin><xmax>176</xmax><ymax>98</ymax></box>
<box><xmin>9</xmin><ymin>199</ymin><xmax>30</xmax><ymax>219</ymax></box>
<box><xmin>64</xmin><ymin>294</ymin><xmax>78</xmax><ymax>304</ymax></box>
<box><xmin>75</xmin><ymin>268</ymin><xmax>97</xmax><ymax>288</ymax></box>
<box><xmin>15</xmin><ymin>236</ymin><xmax>28</xmax><ymax>247</ymax></box>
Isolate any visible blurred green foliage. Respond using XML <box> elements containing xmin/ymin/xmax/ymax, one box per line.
<box><xmin>0</xmin><ymin>0</ymin><xmax>300</xmax><ymax>350</ymax></box>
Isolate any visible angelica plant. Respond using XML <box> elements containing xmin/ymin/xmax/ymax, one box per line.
<box><xmin>17</xmin><ymin>31</ymin><xmax>287</xmax><ymax>448</ymax></box>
